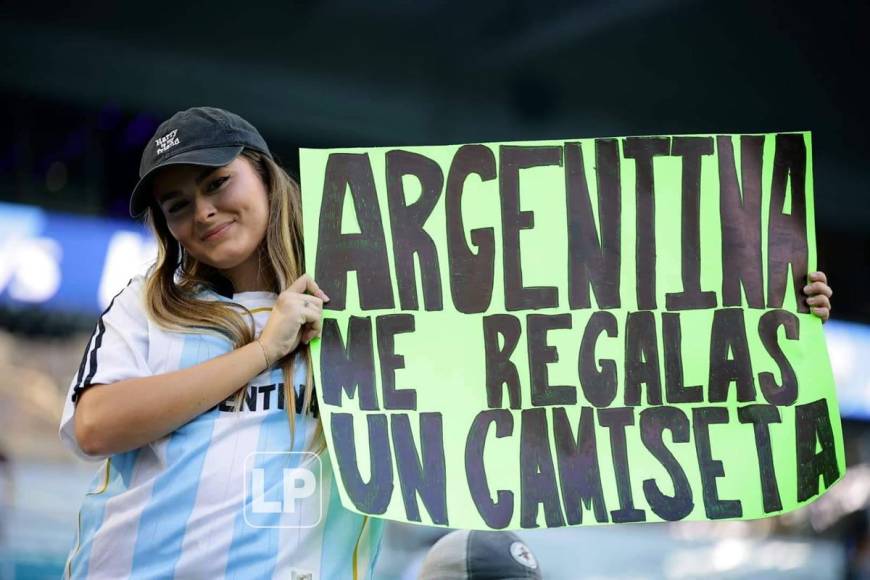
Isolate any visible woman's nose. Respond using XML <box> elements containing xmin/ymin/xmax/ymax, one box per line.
<box><xmin>194</xmin><ymin>197</ymin><xmax>217</xmax><ymax>222</ymax></box>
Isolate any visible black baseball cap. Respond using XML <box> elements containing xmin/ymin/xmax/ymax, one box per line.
<box><xmin>418</xmin><ymin>530</ymin><xmax>543</xmax><ymax>579</ymax></box>
<box><xmin>129</xmin><ymin>107</ymin><xmax>272</xmax><ymax>217</ymax></box>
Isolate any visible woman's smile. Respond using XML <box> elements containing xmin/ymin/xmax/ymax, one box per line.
<box><xmin>201</xmin><ymin>220</ymin><xmax>235</xmax><ymax>242</ymax></box>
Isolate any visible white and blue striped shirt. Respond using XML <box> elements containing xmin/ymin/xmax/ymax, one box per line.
<box><xmin>59</xmin><ymin>275</ymin><xmax>383</xmax><ymax>579</ymax></box>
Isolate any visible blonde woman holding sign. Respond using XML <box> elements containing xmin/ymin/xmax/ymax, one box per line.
<box><xmin>58</xmin><ymin>108</ymin><xmax>833</xmax><ymax>579</ymax></box>
<box><xmin>59</xmin><ymin>107</ymin><xmax>382</xmax><ymax>579</ymax></box>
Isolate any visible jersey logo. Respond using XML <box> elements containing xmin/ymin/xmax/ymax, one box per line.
<box><xmin>214</xmin><ymin>382</ymin><xmax>319</xmax><ymax>417</ymax></box>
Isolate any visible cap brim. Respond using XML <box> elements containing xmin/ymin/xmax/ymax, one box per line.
<box><xmin>129</xmin><ymin>145</ymin><xmax>244</xmax><ymax>217</ymax></box>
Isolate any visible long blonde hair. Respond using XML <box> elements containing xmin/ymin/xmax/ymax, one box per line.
<box><xmin>143</xmin><ymin>149</ymin><xmax>321</xmax><ymax>451</ymax></box>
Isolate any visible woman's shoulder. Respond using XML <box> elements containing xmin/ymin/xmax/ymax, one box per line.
<box><xmin>94</xmin><ymin>274</ymin><xmax>151</xmax><ymax>333</ymax></box>
<box><xmin>107</xmin><ymin>274</ymin><xmax>147</xmax><ymax>309</ymax></box>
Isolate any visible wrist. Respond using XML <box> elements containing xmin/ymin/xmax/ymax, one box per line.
<box><xmin>258</xmin><ymin>338</ymin><xmax>285</xmax><ymax>367</ymax></box>
<box><xmin>254</xmin><ymin>339</ymin><xmax>274</xmax><ymax>371</ymax></box>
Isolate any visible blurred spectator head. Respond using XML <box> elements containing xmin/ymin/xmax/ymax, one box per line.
<box><xmin>418</xmin><ymin>529</ymin><xmax>542</xmax><ymax>579</ymax></box>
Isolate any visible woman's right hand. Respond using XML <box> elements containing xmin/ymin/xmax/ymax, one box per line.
<box><xmin>259</xmin><ymin>274</ymin><xmax>330</xmax><ymax>363</ymax></box>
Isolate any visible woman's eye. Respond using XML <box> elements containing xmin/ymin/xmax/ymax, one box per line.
<box><xmin>207</xmin><ymin>176</ymin><xmax>229</xmax><ymax>192</ymax></box>
<box><xmin>168</xmin><ymin>200</ymin><xmax>189</xmax><ymax>214</ymax></box>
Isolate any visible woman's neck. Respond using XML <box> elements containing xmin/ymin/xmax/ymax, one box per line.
<box><xmin>219</xmin><ymin>252</ymin><xmax>273</xmax><ymax>293</ymax></box>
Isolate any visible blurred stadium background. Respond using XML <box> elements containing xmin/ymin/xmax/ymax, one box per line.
<box><xmin>0</xmin><ymin>1</ymin><xmax>868</xmax><ymax>578</ymax></box>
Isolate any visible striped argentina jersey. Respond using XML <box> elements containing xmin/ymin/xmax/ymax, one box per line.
<box><xmin>58</xmin><ymin>275</ymin><xmax>383</xmax><ymax>579</ymax></box>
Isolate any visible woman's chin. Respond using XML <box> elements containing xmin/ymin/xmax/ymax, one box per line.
<box><xmin>198</xmin><ymin>251</ymin><xmax>251</xmax><ymax>273</ymax></box>
<box><xmin>189</xmin><ymin>238</ymin><xmax>263</xmax><ymax>277</ymax></box>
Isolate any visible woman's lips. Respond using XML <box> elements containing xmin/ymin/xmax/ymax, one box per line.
<box><xmin>202</xmin><ymin>221</ymin><xmax>234</xmax><ymax>241</ymax></box>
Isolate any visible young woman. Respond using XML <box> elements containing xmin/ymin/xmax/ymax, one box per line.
<box><xmin>59</xmin><ymin>107</ymin><xmax>383</xmax><ymax>579</ymax></box>
<box><xmin>58</xmin><ymin>107</ymin><xmax>835</xmax><ymax>579</ymax></box>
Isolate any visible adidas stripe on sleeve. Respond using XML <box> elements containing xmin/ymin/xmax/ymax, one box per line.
<box><xmin>59</xmin><ymin>276</ymin><xmax>152</xmax><ymax>461</ymax></box>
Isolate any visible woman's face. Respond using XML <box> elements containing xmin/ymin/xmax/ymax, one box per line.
<box><xmin>152</xmin><ymin>155</ymin><xmax>270</xmax><ymax>275</ymax></box>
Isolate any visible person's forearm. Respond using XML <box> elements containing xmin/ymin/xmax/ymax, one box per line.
<box><xmin>74</xmin><ymin>341</ymin><xmax>269</xmax><ymax>456</ymax></box>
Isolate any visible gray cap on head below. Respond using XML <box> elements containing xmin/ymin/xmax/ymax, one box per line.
<box><xmin>418</xmin><ymin>530</ymin><xmax>543</xmax><ymax>580</ymax></box>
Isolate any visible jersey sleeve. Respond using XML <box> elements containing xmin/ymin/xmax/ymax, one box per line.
<box><xmin>58</xmin><ymin>275</ymin><xmax>152</xmax><ymax>461</ymax></box>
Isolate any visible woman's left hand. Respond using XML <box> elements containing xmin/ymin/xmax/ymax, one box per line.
<box><xmin>803</xmin><ymin>271</ymin><xmax>832</xmax><ymax>323</ymax></box>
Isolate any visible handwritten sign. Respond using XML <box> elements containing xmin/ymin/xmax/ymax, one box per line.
<box><xmin>301</xmin><ymin>133</ymin><xmax>843</xmax><ymax>530</ymax></box>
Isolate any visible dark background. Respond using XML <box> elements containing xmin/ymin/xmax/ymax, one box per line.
<box><xmin>0</xmin><ymin>0</ymin><xmax>867</xmax><ymax>321</ymax></box>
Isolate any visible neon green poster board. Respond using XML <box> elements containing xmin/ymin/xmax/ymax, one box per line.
<box><xmin>300</xmin><ymin>133</ymin><xmax>843</xmax><ymax>530</ymax></box>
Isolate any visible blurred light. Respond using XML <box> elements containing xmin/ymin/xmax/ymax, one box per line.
<box><xmin>665</xmin><ymin>539</ymin><xmax>813</xmax><ymax>578</ymax></box>
<box><xmin>99</xmin><ymin>231</ymin><xmax>157</xmax><ymax>309</ymax></box>
<box><xmin>825</xmin><ymin>320</ymin><xmax>870</xmax><ymax>420</ymax></box>
<box><xmin>712</xmin><ymin>538</ymin><xmax>749</xmax><ymax>571</ymax></box>
<box><xmin>7</xmin><ymin>238</ymin><xmax>62</xmax><ymax>303</ymax></box>
<box><xmin>0</xmin><ymin>201</ymin><xmax>155</xmax><ymax>314</ymax></box>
